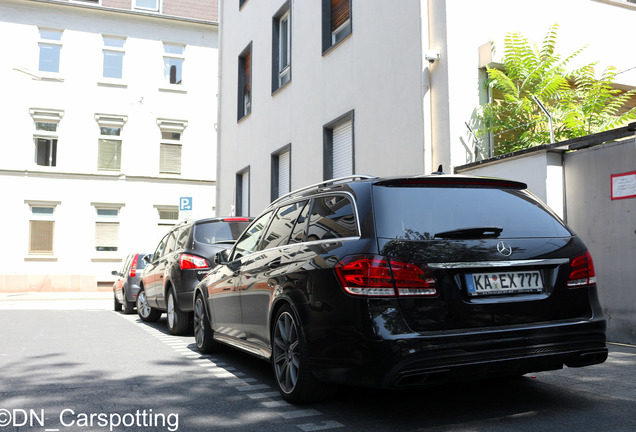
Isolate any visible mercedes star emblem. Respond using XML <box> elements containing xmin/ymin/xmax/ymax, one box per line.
<box><xmin>497</xmin><ymin>241</ymin><xmax>513</xmax><ymax>257</ymax></box>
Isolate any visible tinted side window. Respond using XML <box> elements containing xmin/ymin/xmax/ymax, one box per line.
<box><xmin>290</xmin><ymin>200</ymin><xmax>311</xmax><ymax>243</ymax></box>
<box><xmin>232</xmin><ymin>211</ymin><xmax>273</xmax><ymax>259</ymax></box>
<box><xmin>153</xmin><ymin>234</ymin><xmax>169</xmax><ymax>261</ymax></box>
<box><xmin>120</xmin><ymin>255</ymin><xmax>132</xmax><ymax>274</ymax></box>
<box><xmin>307</xmin><ymin>195</ymin><xmax>358</xmax><ymax>241</ymax></box>
<box><xmin>176</xmin><ymin>226</ymin><xmax>191</xmax><ymax>250</ymax></box>
<box><xmin>164</xmin><ymin>231</ymin><xmax>178</xmax><ymax>255</ymax></box>
<box><xmin>260</xmin><ymin>201</ymin><xmax>308</xmax><ymax>250</ymax></box>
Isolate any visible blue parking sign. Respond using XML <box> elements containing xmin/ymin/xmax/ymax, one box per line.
<box><xmin>180</xmin><ymin>197</ymin><xmax>192</xmax><ymax>211</ymax></box>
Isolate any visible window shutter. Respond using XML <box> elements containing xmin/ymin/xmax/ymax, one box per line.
<box><xmin>278</xmin><ymin>151</ymin><xmax>290</xmax><ymax>197</ymax></box>
<box><xmin>95</xmin><ymin>222</ymin><xmax>119</xmax><ymax>251</ymax></box>
<box><xmin>244</xmin><ymin>50</ymin><xmax>251</xmax><ymax>93</ymax></box>
<box><xmin>29</xmin><ymin>221</ymin><xmax>54</xmax><ymax>253</ymax></box>
<box><xmin>332</xmin><ymin>120</ymin><xmax>353</xmax><ymax>178</ymax></box>
<box><xmin>98</xmin><ymin>139</ymin><xmax>122</xmax><ymax>170</ymax></box>
<box><xmin>331</xmin><ymin>0</ymin><xmax>350</xmax><ymax>31</ymax></box>
<box><xmin>160</xmin><ymin>143</ymin><xmax>182</xmax><ymax>174</ymax></box>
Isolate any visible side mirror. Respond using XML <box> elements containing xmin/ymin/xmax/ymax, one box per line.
<box><xmin>143</xmin><ymin>254</ymin><xmax>153</xmax><ymax>264</ymax></box>
<box><xmin>214</xmin><ymin>249</ymin><xmax>230</xmax><ymax>266</ymax></box>
<box><xmin>111</xmin><ymin>270</ymin><xmax>120</xmax><ymax>276</ymax></box>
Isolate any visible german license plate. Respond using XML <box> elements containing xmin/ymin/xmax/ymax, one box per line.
<box><xmin>465</xmin><ymin>271</ymin><xmax>543</xmax><ymax>296</ymax></box>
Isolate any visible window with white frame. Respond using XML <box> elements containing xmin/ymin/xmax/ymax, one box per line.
<box><xmin>30</xmin><ymin>109</ymin><xmax>63</xmax><ymax>167</ymax></box>
<box><xmin>102</xmin><ymin>36</ymin><xmax>125</xmax><ymax>79</ymax></box>
<box><xmin>38</xmin><ymin>28</ymin><xmax>63</xmax><ymax>73</ymax></box>
<box><xmin>322</xmin><ymin>0</ymin><xmax>351</xmax><ymax>53</ymax></box>
<box><xmin>26</xmin><ymin>201</ymin><xmax>59</xmax><ymax>255</ymax></box>
<box><xmin>95</xmin><ymin>114</ymin><xmax>127</xmax><ymax>171</ymax></box>
<box><xmin>134</xmin><ymin>0</ymin><xmax>159</xmax><ymax>12</ymax></box>
<box><xmin>157</xmin><ymin>119</ymin><xmax>187</xmax><ymax>175</ymax></box>
<box><xmin>93</xmin><ymin>205</ymin><xmax>123</xmax><ymax>252</ymax></box>
<box><xmin>272</xmin><ymin>4</ymin><xmax>291</xmax><ymax>92</ymax></box>
<box><xmin>163</xmin><ymin>43</ymin><xmax>184</xmax><ymax>85</ymax></box>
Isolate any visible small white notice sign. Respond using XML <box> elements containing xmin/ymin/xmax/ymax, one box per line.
<box><xmin>611</xmin><ymin>171</ymin><xmax>636</xmax><ymax>200</ymax></box>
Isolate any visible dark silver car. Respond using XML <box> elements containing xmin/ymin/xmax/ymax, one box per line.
<box><xmin>137</xmin><ymin>217</ymin><xmax>252</xmax><ymax>335</ymax></box>
<box><xmin>112</xmin><ymin>253</ymin><xmax>147</xmax><ymax>314</ymax></box>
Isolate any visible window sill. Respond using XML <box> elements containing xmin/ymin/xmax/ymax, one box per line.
<box><xmin>91</xmin><ymin>255</ymin><xmax>121</xmax><ymax>263</ymax></box>
<box><xmin>36</xmin><ymin>73</ymin><xmax>65</xmax><ymax>82</ymax></box>
<box><xmin>98</xmin><ymin>80</ymin><xmax>128</xmax><ymax>88</ymax></box>
<box><xmin>237</xmin><ymin>112</ymin><xmax>252</xmax><ymax>124</ymax></box>
<box><xmin>159</xmin><ymin>85</ymin><xmax>187</xmax><ymax>94</ymax></box>
<box><xmin>322</xmin><ymin>32</ymin><xmax>352</xmax><ymax>57</ymax></box>
<box><xmin>272</xmin><ymin>79</ymin><xmax>292</xmax><ymax>97</ymax></box>
<box><xmin>24</xmin><ymin>255</ymin><xmax>57</xmax><ymax>262</ymax></box>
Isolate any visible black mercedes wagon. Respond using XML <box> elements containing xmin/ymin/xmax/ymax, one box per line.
<box><xmin>193</xmin><ymin>175</ymin><xmax>607</xmax><ymax>403</ymax></box>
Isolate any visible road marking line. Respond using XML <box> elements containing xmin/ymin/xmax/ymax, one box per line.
<box><xmin>277</xmin><ymin>409</ymin><xmax>322</xmax><ymax>419</ymax></box>
<box><xmin>297</xmin><ymin>421</ymin><xmax>346</xmax><ymax>431</ymax></box>
<box><xmin>246</xmin><ymin>391</ymin><xmax>281</xmax><ymax>399</ymax></box>
<box><xmin>235</xmin><ymin>384</ymin><xmax>271</xmax><ymax>391</ymax></box>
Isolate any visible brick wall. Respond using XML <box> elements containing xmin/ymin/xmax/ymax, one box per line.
<box><xmin>56</xmin><ymin>0</ymin><xmax>217</xmax><ymax>22</ymax></box>
<box><xmin>162</xmin><ymin>0</ymin><xmax>218</xmax><ymax>22</ymax></box>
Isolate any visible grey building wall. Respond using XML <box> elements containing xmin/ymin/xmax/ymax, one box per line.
<box><xmin>564</xmin><ymin>137</ymin><xmax>636</xmax><ymax>344</ymax></box>
<box><xmin>456</xmin><ymin>130</ymin><xmax>636</xmax><ymax>344</ymax></box>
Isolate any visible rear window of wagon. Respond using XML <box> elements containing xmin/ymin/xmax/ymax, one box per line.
<box><xmin>372</xmin><ymin>186</ymin><xmax>571</xmax><ymax>240</ymax></box>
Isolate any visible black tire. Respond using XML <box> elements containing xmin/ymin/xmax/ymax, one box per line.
<box><xmin>137</xmin><ymin>288</ymin><xmax>161</xmax><ymax>322</ymax></box>
<box><xmin>166</xmin><ymin>289</ymin><xmax>189</xmax><ymax>335</ymax></box>
<box><xmin>122</xmin><ymin>291</ymin><xmax>135</xmax><ymax>315</ymax></box>
<box><xmin>271</xmin><ymin>304</ymin><xmax>337</xmax><ymax>404</ymax></box>
<box><xmin>193</xmin><ymin>294</ymin><xmax>219</xmax><ymax>353</ymax></box>
<box><xmin>113</xmin><ymin>292</ymin><xmax>122</xmax><ymax>312</ymax></box>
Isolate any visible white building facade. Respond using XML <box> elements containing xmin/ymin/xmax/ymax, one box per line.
<box><xmin>216</xmin><ymin>0</ymin><xmax>636</xmax><ymax>217</ymax></box>
<box><xmin>0</xmin><ymin>0</ymin><xmax>219</xmax><ymax>292</ymax></box>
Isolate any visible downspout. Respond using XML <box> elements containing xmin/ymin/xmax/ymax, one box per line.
<box><xmin>216</xmin><ymin>0</ymin><xmax>224</xmax><ymax>216</ymax></box>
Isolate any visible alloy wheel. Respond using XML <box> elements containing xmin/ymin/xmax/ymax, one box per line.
<box><xmin>194</xmin><ymin>297</ymin><xmax>205</xmax><ymax>349</ymax></box>
<box><xmin>273</xmin><ymin>311</ymin><xmax>300</xmax><ymax>394</ymax></box>
<box><xmin>167</xmin><ymin>292</ymin><xmax>175</xmax><ymax>329</ymax></box>
<box><xmin>137</xmin><ymin>291</ymin><xmax>151</xmax><ymax>319</ymax></box>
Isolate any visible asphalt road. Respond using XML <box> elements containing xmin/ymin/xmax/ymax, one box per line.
<box><xmin>0</xmin><ymin>297</ymin><xmax>635</xmax><ymax>432</ymax></box>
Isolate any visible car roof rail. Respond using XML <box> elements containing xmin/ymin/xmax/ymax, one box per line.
<box><xmin>270</xmin><ymin>174</ymin><xmax>376</xmax><ymax>207</ymax></box>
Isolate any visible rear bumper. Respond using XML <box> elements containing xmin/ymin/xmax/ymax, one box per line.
<box><xmin>125</xmin><ymin>284</ymin><xmax>140</xmax><ymax>303</ymax></box>
<box><xmin>174</xmin><ymin>269</ymin><xmax>208</xmax><ymax>312</ymax></box>
<box><xmin>308</xmin><ymin>318</ymin><xmax>607</xmax><ymax>388</ymax></box>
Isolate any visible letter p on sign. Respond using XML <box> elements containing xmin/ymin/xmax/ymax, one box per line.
<box><xmin>180</xmin><ymin>197</ymin><xmax>193</xmax><ymax>211</ymax></box>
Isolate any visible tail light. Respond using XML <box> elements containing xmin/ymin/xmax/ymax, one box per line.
<box><xmin>567</xmin><ymin>251</ymin><xmax>597</xmax><ymax>288</ymax></box>
<box><xmin>180</xmin><ymin>253</ymin><xmax>209</xmax><ymax>270</ymax></box>
<box><xmin>129</xmin><ymin>254</ymin><xmax>139</xmax><ymax>278</ymax></box>
<box><xmin>334</xmin><ymin>255</ymin><xmax>437</xmax><ymax>297</ymax></box>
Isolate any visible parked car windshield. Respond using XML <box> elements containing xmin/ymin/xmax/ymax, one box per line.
<box><xmin>194</xmin><ymin>220</ymin><xmax>251</xmax><ymax>244</ymax></box>
<box><xmin>372</xmin><ymin>185</ymin><xmax>571</xmax><ymax>240</ymax></box>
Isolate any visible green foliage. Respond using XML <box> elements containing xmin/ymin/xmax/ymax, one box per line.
<box><xmin>478</xmin><ymin>24</ymin><xmax>636</xmax><ymax>155</ymax></box>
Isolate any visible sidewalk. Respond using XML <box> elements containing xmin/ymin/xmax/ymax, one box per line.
<box><xmin>0</xmin><ymin>291</ymin><xmax>112</xmax><ymax>301</ymax></box>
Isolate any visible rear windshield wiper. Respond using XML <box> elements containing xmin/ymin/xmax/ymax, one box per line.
<box><xmin>434</xmin><ymin>226</ymin><xmax>503</xmax><ymax>239</ymax></box>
